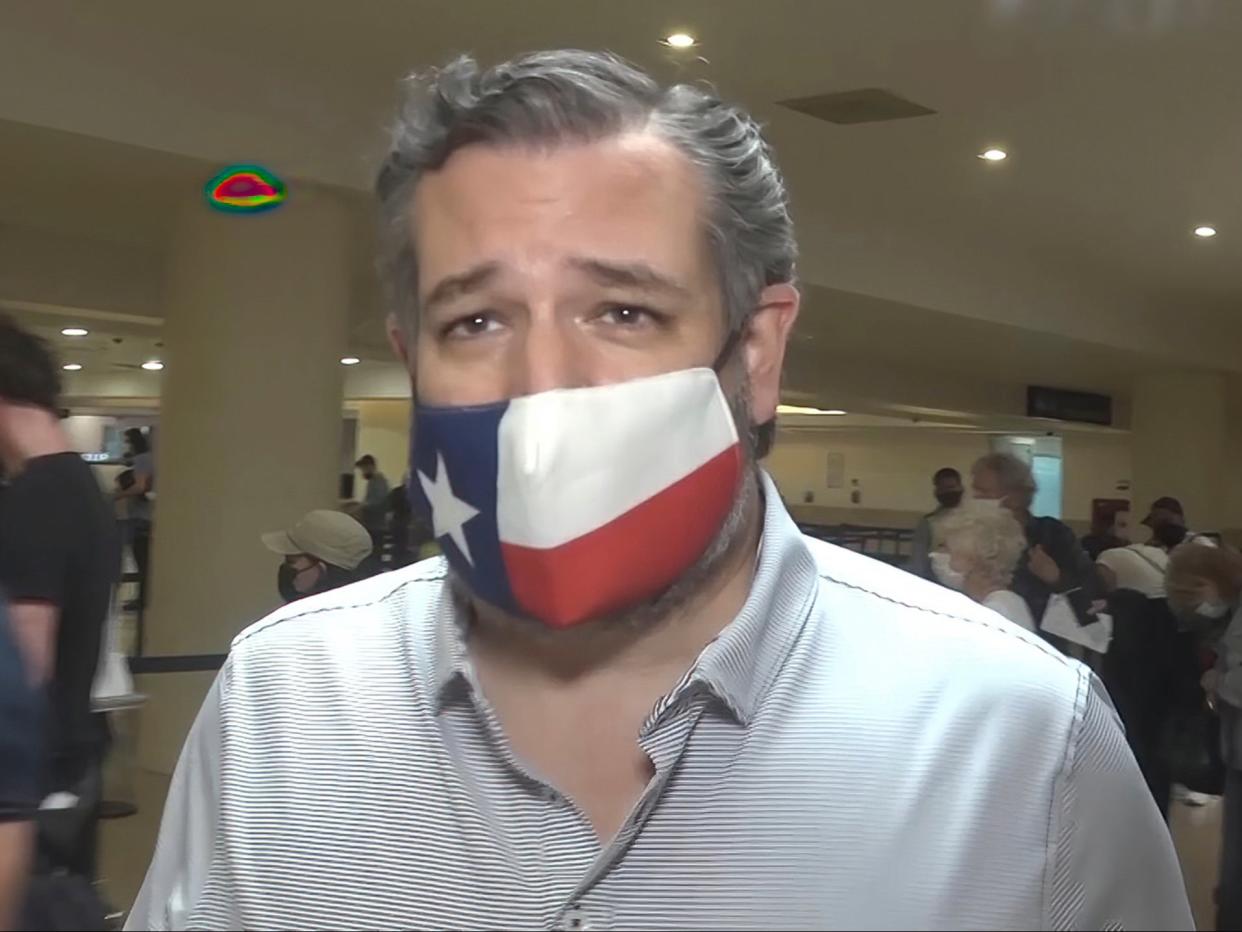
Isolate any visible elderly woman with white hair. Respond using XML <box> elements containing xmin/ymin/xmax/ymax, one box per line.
<box><xmin>932</xmin><ymin>503</ymin><xmax>1037</xmax><ymax>632</ymax></box>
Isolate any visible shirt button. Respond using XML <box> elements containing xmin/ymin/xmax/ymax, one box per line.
<box><xmin>541</xmin><ymin>786</ymin><xmax>562</xmax><ymax>804</ymax></box>
<box><xmin>559</xmin><ymin>904</ymin><xmax>597</xmax><ymax>931</ymax></box>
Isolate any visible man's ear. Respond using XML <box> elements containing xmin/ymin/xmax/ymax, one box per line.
<box><xmin>742</xmin><ymin>282</ymin><xmax>800</xmax><ymax>427</ymax></box>
<box><xmin>386</xmin><ymin>313</ymin><xmax>413</xmax><ymax>373</ymax></box>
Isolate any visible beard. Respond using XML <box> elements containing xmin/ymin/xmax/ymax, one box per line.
<box><xmin>449</xmin><ymin>374</ymin><xmax>763</xmax><ymax>640</ymax></box>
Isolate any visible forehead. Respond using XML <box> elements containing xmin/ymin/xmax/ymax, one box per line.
<box><xmin>409</xmin><ymin>132</ymin><xmax>707</xmax><ymax>270</ymax></box>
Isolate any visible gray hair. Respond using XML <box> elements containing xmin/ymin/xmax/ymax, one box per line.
<box><xmin>972</xmin><ymin>452</ymin><xmax>1037</xmax><ymax>509</ymax></box>
<box><xmin>375</xmin><ymin>50</ymin><xmax>797</xmax><ymax>337</ymax></box>
<box><xmin>936</xmin><ymin>503</ymin><xmax>1028</xmax><ymax>589</ymax></box>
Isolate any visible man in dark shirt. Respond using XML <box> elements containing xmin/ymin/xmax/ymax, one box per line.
<box><xmin>971</xmin><ymin>452</ymin><xmax>1099</xmax><ymax>635</ymax></box>
<box><xmin>0</xmin><ymin>316</ymin><xmax>119</xmax><ymax>874</ymax></box>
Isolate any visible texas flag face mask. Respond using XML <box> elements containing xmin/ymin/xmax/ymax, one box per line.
<box><xmin>408</xmin><ymin>367</ymin><xmax>743</xmax><ymax>628</ymax></box>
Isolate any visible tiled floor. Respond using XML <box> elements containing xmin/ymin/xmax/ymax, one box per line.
<box><xmin>101</xmin><ymin>770</ymin><xmax>1224</xmax><ymax>928</ymax></box>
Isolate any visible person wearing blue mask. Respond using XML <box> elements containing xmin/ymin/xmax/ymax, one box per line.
<box><xmin>1169</xmin><ymin>543</ymin><xmax>1242</xmax><ymax>930</ymax></box>
<box><xmin>129</xmin><ymin>50</ymin><xmax>1190</xmax><ymax>930</ymax></box>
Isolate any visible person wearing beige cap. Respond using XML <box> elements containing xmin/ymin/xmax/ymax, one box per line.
<box><xmin>262</xmin><ymin>509</ymin><xmax>378</xmax><ymax>603</ymax></box>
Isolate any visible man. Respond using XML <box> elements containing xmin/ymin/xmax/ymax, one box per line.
<box><xmin>970</xmin><ymin>452</ymin><xmax>1100</xmax><ymax>631</ymax></box>
<box><xmin>129</xmin><ymin>52</ymin><xmax>1191</xmax><ymax>929</ymax></box>
<box><xmin>0</xmin><ymin>605</ymin><xmax>40</xmax><ymax>928</ymax></box>
<box><xmin>1142</xmin><ymin>495</ymin><xmax>1217</xmax><ymax>548</ymax></box>
<box><xmin>0</xmin><ymin>318</ymin><xmax>119</xmax><ymax>880</ymax></box>
<box><xmin>1080</xmin><ymin>504</ymin><xmax>1130</xmax><ymax>561</ymax></box>
<box><xmin>908</xmin><ymin>466</ymin><xmax>963</xmax><ymax>579</ymax></box>
<box><xmin>262</xmin><ymin>508</ymin><xmax>380</xmax><ymax>602</ymax></box>
<box><xmin>115</xmin><ymin>428</ymin><xmax>155</xmax><ymax>611</ymax></box>
<box><xmin>354</xmin><ymin>454</ymin><xmax>391</xmax><ymax>548</ymax></box>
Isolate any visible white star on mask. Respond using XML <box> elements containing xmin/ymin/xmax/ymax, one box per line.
<box><xmin>418</xmin><ymin>452</ymin><xmax>480</xmax><ymax>566</ymax></box>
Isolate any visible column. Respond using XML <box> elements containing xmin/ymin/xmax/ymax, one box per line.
<box><xmin>138</xmin><ymin>186</ymin><xmax>350</xmax><ymax>772</ymax></box>
<box><xmin>1130</xmin><ymin>371</ymin><xmax>1228</xmax><ymax>536</ymax></box>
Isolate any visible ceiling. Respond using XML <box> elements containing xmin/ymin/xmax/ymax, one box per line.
<box><xmin>1</xmin><ymin>0</ymin><xmax>1239</xmax><ymax>417</ymax></box>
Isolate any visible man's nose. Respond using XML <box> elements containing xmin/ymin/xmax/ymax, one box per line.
<box><xmin>508</xmin><ymin>317</ymin><xmax>591</xmax><ymax>397</ymax></box>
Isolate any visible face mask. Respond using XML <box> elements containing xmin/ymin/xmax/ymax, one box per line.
<box><xmin>973</xmin><ymin>497</ymin><xmax>1005</xmax><ymax>511</ymax></box>
<box><xmin>277</xmin><ymin>563</ymin><xmax>300</xmax><ymax>602</ymax></box>
<box><xmin>277</xmin><ymin>561</ymin><xmax>322</xmax><ymax>603</ymax></box>
<box><xmin>1196</xmin><ymin>600</ymin><xmax>1231</xmax><ymax>620</ymax></box>
<box><xmin>935</xmin><ymin>490</ymin><xmax>963</xmax><ymax>509</ymax></box>
<box><xmin>408</xmin><ymin>367</ymin><xmax>743</xmax><ymax>628</ymax></box>
<box><xmin>930</xmin><ymin>552</ymin><xmax>966</xmax><ymax>590</ymax></box>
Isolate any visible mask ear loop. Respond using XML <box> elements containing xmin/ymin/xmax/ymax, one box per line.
<box><xmin>711</xmin><ymin>316</ymin><xmax>776</xmax><ymax>455</ymax></box>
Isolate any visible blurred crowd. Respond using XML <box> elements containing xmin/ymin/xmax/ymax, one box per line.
<box><xmin>911</xmin><ymin>452</ymin><xmax>1242</xmax><ymax>928</ymax></box>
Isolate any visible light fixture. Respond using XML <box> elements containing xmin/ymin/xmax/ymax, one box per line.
<box><xmin>141</xmin><ymin>360</ymin><xmax>164</xmax><ymax>371</ymax></box>
<box><xmin>665</xmin><ymin>32</ymin><xmax>696</xmax><ymax>48</ymax></box>
<box><xmin>777</xmin><ymin>404</ymin><xmax>848</xmax><ymax>416</ymax></box>
<box><xmin>1194</xmin><ymin>225</ymin><xmax>1217</xmax><ymax>238</ymax></box>
<box><xmin>978</xmin><ymin>148</ymin><xmax>1008</xmax><ymax>162</ymax></box>
<box><xmin>61</xmin><ymin>327</ymin><xmax>89</xmax><ymax>337</ymax></box>
<box><xmin>340</xmin><ymin>356</ymin><xmax>361</xmax><ymax>366</ymax></box>
<box><xmin>62</xmin><ymin>363</ymin><xmax>83</xmax><ymax>371</ymax></box>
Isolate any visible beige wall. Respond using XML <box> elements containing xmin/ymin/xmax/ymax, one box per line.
<box><xmin>768</xmin><ymin>427</ymin><xmax>1132</xmax><ymax>527</ymax></box>
<box><xmin>351</xmin><ymin>399</ymin><xmax>412</xmax><ymax>488</ymax></box>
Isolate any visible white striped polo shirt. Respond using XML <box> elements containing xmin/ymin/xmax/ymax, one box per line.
<box><xmin>127</xmin><ymin>474</ymin><xmax>1192</xmax><ymax>931</ymax></box>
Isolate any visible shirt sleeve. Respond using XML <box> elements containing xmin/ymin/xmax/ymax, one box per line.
<box><xmin>126</xmin><ymin>672</ymin><xmax>230</xmax><ymax>931</ymax></box>
<box><xmin>0</xmin><ymin>472</ymin><xmax>67</xmax><ymax>605</ymax></box>
<box><xmin>1045</xmin><ymin>672</ymin><xmax>1194</xmax><ymax>930</ymax></box>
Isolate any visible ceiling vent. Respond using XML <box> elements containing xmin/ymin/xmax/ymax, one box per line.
<box><xmin>779</xmin><ymin>88</ymin><xmax>936</xmax><ymax>125</ymax></box>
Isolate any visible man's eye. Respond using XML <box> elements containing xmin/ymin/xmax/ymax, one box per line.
<box><xmin>443</xmin><ymin>313</ymin><xmax>501</xmax><ymax>339</ymax></box>
<box><xmin>599</xmin><ymin>305</ymin><xmax>662</xmax><ymax>327</ymax></box>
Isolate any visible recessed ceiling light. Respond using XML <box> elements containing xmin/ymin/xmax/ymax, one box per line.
<box><xmin>1194</xmin><ymin>225</ymin><xmax>1217</xmax><ymax>238</ymax></box>
<box><xmin>777</xmin><ymin>404</ymin><xmax>848</xmax><ymax>416</ymax></box>
<box><xmin>340</xmin><ymin>356</ymin><xmax>361</xmax><ymax>366</ymax></box>
<box><xmin>978</xmin><ymin>148</ymin><xmax>1008</xmax><ymax>161</ymax></box>
<box><xmin>62</xmin><ymin>363</ymin><xmax>83</xmax><ymax>371</ymax></box>
<box><xmin>61</xmin><ymin>327</ymin><xmax>89</xmax><ymax>337</ymax></box>
<box><xmin>141</xmin><ymin>360</ymin><xmax>164</xmax><ymax>371</ymax></box>
<box><xmin>665</xmin><ymin>32</ymin><xmax>696</xmax><ymax>48</ymax></box>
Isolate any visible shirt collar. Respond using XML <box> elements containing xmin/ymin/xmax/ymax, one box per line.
<box><xmin>423</xmin><ymin>470</ymin><xmax>820</xmax><ymax>723</ymax></box>
<box><xmin>683</xmin><ymin>471</ymin><xmax>819</xmax><ymax>725</ymax></box>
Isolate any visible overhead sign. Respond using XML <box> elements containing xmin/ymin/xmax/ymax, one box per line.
<box><xmin>204</xmin><ymin>164</ymin><xmax>287</xmax><ymax>213</ymax></box>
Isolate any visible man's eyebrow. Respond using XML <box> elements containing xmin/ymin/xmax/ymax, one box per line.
<box><xmin>421</xmin><ymin>261</ymin><xmax>501</xmax><ymax>313</ymax></box>
<box><xmin>568</xmin><ymin>257</ymin><xmax>691</xmax><ymax>297</ymax></box>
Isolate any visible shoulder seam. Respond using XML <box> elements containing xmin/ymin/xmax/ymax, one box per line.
<box><xmin>812</xmin><ymin>567</ymin><xmax>1074</xmax><ymax>669</ymax></box>
<box><xmin>231</xmin><ymin>567</ymin><xmax>448</xmax><ymax>649</ymax></box>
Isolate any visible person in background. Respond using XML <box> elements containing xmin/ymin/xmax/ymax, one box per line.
<box><xmin>1167</xmin><ymin>544</ymin><xmax>1242</xmax><ymax>930</ymax></box>
<box><xmin>971</xmin><ymin>452</ymin><xmax>1098</xmax><ymax>639</ymax></box>
<box><xmin>263</xmin><ymin>509</ymin><xmax>381</xmax><ymax>603</ymax></box>
<box><xmin>908</xmin><ymin>466</ymin><xmax>963</xmax><ymax>579</ymax></box>
<box><xmin>0</xmin><ymin>604</ymin><xmax>40</xmax><ymax>930</ymax></box>
<box><xmin>931</xmin><ymin>503</ymin><xmax>1035</xmax><ymax>631</ymax></box>
<box><xmin>1096</xmin><ymin>519</ymin><xmax>1200</xmax><ymax>818</ymax></box>
<box><xmin>1142</xmin><ymin>495</ymin><xmax>1216</xmax><ymax>549</ymax></box>
<box><xmin>1081</xmin><ymin>505</ymin><xmax>1130</xmax><ymax>561</ymax></box>
<box><xmin>115</xmin><ymin>428</ymin><xmax>155</xmax><ymax>612</ymax></box>
<box><xmin>0</xmin><ymin>316</ymin><xmax>120</xmax><ymax>881</ymax></box>
<box><xmin>128</xmin><ymin>50</ymin><xmax>1190</xmax><ymax>930</ymax></box>
<box><xmin>355</xmin><ymin>454</ymin><xmax>392</xmax><ymax>553</ymax></box>
<box><xmin>1096</xmin><ymin>526</ymin><xmax>1174</xmax><ymax>598</ymax></box>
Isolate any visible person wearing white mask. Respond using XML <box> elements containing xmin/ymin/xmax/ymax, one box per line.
<box><xmin>971</xmin><ymin>453</ymin><xmax>1099</xmax><ymax>646</ymax></box>
<box><xmin>1168</xmin><ymin>543</ymin><xmax>1242</xmax><ymax>930</ymax></box>
<box><xmin>932</xmin><ymin>503</ymin><xmax>1036</xmax><ymax>632</ymax></box>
